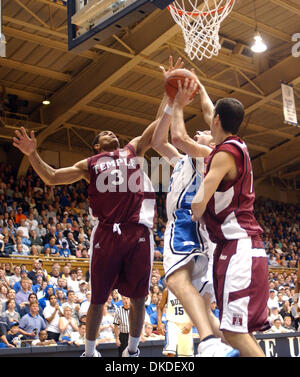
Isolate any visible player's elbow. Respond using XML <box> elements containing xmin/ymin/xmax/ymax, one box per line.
<box><xmin>151</xmin><ymin>137</ymin><xmax>162</xmax><ymax>150</ymax></box>
<box><xmin>171</xmin><ymin>133</ymin><xmax>188</xmax><ymax>150</ymax></box>
<box><xmin>45</xmin><ymin>173</ymin><xmax>58</xmax><ymax>186</ymax></box>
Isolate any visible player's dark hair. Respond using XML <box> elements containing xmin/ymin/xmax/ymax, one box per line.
<box><xmin>214</xmin><ymin>98</ymin><xmax>244</xmax><ymax>135</ymax></box>
<box><xmin>92</xmin><ymin>133</ymin><xmax>100</xmax><ymax>154</ymax></box>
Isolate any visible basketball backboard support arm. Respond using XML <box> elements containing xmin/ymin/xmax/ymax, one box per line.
<box><xmin>68</xmin><ymin>0</ymin><xmax>174</xmax><ymax>53</ymax></box>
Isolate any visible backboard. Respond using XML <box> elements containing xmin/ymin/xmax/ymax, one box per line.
<box><xmin>67</xmin><ymin>0</ymin><xmax>174</xmax><ymax>53</ymax></box>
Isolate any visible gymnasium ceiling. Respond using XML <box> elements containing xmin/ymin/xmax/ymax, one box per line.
<box><xmin>0</xmin><ymin>0</ymin><xmax>300</xmax><ymax>189</ymax></box>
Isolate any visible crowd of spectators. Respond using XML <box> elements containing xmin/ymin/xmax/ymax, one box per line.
<box><xmin>255</xmin><ymin>197</ymin><xmax>300</xmax><ymax>269</ymax></box>
<box><xmin>0</xmin><ymin>162</ymin><xmax>299</xmax><ymax>351</ymax></box>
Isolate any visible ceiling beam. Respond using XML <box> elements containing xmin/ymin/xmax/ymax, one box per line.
<box><xmin>166</xmin><ymin>41</ymin><xmax>258</xmax><ymax>75</ymax></box>
<box><xmin>14</xmin><ymin>0</ymin><xmax>51</xmax><ymax>29</ymax></box>
<box><xmin>245</xmin><ymin>123</ymin><xmax>293</xmax><ymax>140</ymax></box>
<box><xmin>3</xmin><ymin>25</ymin><xmax>96</xmax><ymax>60</ymax></box>
<box><xmin>105</xmin><ymin>86</ymin><xmax>201</xmax><ymax>116</ymax></box>
<box><xmin>0</xmin><ymin>86</ymin><xmax>43</xmax><ymax>102</ymax></box>
<box><xmin>253</xmin><ymin>135</ymin><xmax>300</xmax><ymax>181</ymax></box>
<box><xmin>81</xmin><ymin>105</ymin><xmax>151</xmax><ymax>126</ymax></box>
<box><xmin>281</xmin><ymin>169</ymin><xmax>300</xmax><ymax>179</ymax></box>
<box><xmin>31</xmin><ymin>0</ymin><xmax>67</xmax><ymax>10</ymax></box>
<box><xmin>255</xmin><ymin>155</ymin><xmax>300</xmax><ymax>184</ymax></box>
<box><xmin>0</xmin><ymin>57</ymin><xmax>71</xmax><ymax>82</ymax></box>
<box><xmin>3</xmin><ymin>16</ymin><xmax>67</xmax><ymax>40</ymax></box>
<box><xmin>245</xmin><ymin>75</ymin><xmax>300</xmax><ymax>116</ymax></box>
<box><xmin>230</xmin><ymin>10</ymin><xmax>292</xmax><ymax>43</ymax></box>
<box><xmin>269</xmin><ymin>0</ymin><xmax>300</xmax><ymax>16</ymax></box>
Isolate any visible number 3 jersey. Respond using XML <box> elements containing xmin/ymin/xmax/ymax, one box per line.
<box><xmin>87</xmin><ymin>143</ymin><xmax>156</xmax><ymax>228</ymax></box>
<box><xmin>203</xmin><ymin>136</ymin><xmax>263</xmax><ymax>243</ymax></box>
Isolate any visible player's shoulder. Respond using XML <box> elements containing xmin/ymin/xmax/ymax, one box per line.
<box><xmin>221</xmin><ymin>137</ymin><xmax>248</xmax><ymax>153</ymax></box>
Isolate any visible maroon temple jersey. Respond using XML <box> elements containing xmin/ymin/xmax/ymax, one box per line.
<box><xmin>87</xmin><ymin>143</ymin><xmax>156</xmax><ymax>228</ymax></box>
<box><xmin>203</xmin><ymin>136</ymin><xmax>263</xmax><ymax>244</ymax></box>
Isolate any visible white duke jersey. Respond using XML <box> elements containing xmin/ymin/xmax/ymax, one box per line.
<box><xmin>166</xmin><ymin>290</ymin><xmax>191</xmax><ymax>324</ymax></box>
<box><xmin>166</xmin><ymin>155</ymin><xmax>204</xmax><ymax>219</ymax></box>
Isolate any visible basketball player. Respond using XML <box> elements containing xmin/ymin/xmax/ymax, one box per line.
<box><xmin>174</xmin><ymin>77</ymin><xmax>269</xmax><ymax>357</ymax></box>
<box><xmin>157</xmin><ymin>287</ymin><xmax>194</xmax><ymax>357</ymax></box>
<box><xmin>151</xmin><ymin>56</ymin><xmax>239</xmax><ymax>357</ymax></box>
<box><xmin>12</xmin><ymin>98</ymin><xmax>167</xmax><ymax>357</ymax></box>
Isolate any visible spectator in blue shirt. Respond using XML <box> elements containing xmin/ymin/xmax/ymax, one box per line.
<box><xmin>19</xmin><ymin>301</ymin><xmax>46</xmax><ymax>340</ymax></box>
<box><xmin>32</xmin><ymin>275</ymin><xmax>44</xmax><ymax>294</ymax></box>
<box><xmin>19</xmin><ymin>293</ymin><xmax>43</xmax><ymax>318</ymax></box>
<box><xmin>43</xmin><ymin>237</ymin><xmax>59</xmax><ymax>256</ymax></box>
<box><xmin>146</xmin><ymin>293</ymin><xmax>159</xmax><ymax>316</ymax></box>
<box><xmin>111</xmin><ymin>289</ymin><xmax>123</xmax><ymax>308</ymax></box>
<box><xmin>15</xmin><ymin>277</ymin><xmax>30</xmax><ymax>306</ymax></box>
<box><xmin>59</xmin><ymin>241</ymin><xmax>71</xmax><ymax>258</ymax></box>
<box><xmin>13</xmin><ymin>270</ymin><xmax>29</xmax><ymax>293</ymax></box>
<box><xmin>38</xmin><ymin>285</ymin><xmax>56</xmax><ymax>311</ymax></box>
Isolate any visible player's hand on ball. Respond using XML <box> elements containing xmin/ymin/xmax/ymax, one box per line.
<box><xmin>190</xmin><ymin>68</ymin><xmax>202</xmax><ymax>93</ymax></box>
<box><xmin>13</xmin><ymin>127</ymin><xmax>37</xmax><ymax>156</ymax></box>
<box><xmin>160</xmin><ymin>55</ymin><xmax>185</xmax><ymax>78</ymax></box>
<box><xmin>174</xmin><ymin>78</ymin><xmax>198</xmax><ymax>108</ymax></box>
<box><xmin>160</xmin><ymin>55</ymin><xmax>185</xmax><ymax>103</ymax></box>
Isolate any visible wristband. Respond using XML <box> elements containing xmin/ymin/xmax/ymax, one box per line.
<box><xmin>164</xmin><ymin>104</ymin><xmax>173</xmax><ymax>115</ymax></box>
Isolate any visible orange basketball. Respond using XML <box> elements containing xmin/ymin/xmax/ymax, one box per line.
<box><xmin>164</xmin><ymin>68</ymin><xmax>199</xmax><ymax>100</ymax></box>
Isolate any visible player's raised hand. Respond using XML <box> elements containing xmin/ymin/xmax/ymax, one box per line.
<box><xmin>159</xmin><ymin>55</ymin><xmax>184</xmax><ymax>79</ymax></box>
<box><xmin>190</xmin><ymin>68</ymin><xmax>202</xmax><ymax>91</ymax></box>
<box><xmin>174</xmin><ymin>78</ymin><xmax>198</xmax><ymax>108</ymax></box>
<box><xmin>12</xmin><ymin>127</ymin><xmax>37</xmax><ymax>156</ymax></box>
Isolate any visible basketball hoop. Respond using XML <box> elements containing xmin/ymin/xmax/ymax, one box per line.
<box><xmin>167</xmin><ymin>0</ymin><xmax>235</xmax><ymax>61</ymax></box>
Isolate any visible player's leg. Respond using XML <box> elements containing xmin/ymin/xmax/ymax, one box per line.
<box><xmin>177</xmin><ymin>324</ymin><xmax>194</xmax><ymax>357</ymax></box>
<box><xmin>222</xmin><ymin>331</ymin><xmax>265</xmax><ymax>357</ymax></box>
<box><xmin>124</xmin><ymin>296</ymin><xmax>145</xmax><ymax>356</ymax></box>
<box><xmin>162</xmin><ymin>321</ymin><xmax>179</xmax><ymax>357</ymax></box>
<box><xmin>214</xmin><ymin>238</ymin><xmax>269</xmax><ymax>357</ymax></box>
<box><xmin>118</xmin><ymin>225</ymin><xmax>154</xmax><ymax>357</ymax></box>
<box><xmin>202</xmin><ymin>292</ymin><xmax>223</xmax><ymax>339</ymax></box>
<box><xmin>85</xmin><ymin>303</ymin><xmax>104</xmax><ymax>357</ymax></box>
<box><xmin>167</xmin><ymin>260</ymin><xmax>213</xmax><ymax>341</ymax></box>
<box><xmin>167</xmin><ymin>260</ymin><xmax>239</xmax><ymax>357</ymax></box>
<box><xmin>83</xmin><ymin>224</ymin><xmax>122</xmax><ymax>357</ymax></box>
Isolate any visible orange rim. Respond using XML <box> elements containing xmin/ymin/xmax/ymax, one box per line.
<box><xmin>167</xmin><ymin>0</ymin><xmax>235</xmax><ymax>17</ymax></box>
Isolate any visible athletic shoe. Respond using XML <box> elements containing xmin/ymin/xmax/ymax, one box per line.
<box><xmin>80</xmin><ymin>350</ymin><xmax>101</xmax><ymax>357</ymax></box>
<box><xmin>122</xmin><ymin>347</ymin><xmax>140</xmax><ymax>357</ymax></box>
<box><xmin>197</xmin><ymin>338</ymin><xmax>239</xmax><ymax>357</ymax></box>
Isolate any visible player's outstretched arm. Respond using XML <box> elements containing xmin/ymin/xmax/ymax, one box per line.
<box><xmin>171</xmin><ymin>79</ymin><xmax>212</xmax><ymax>158</ymax></box>
<box><xmin>191</xmin><ymin>151</ymin><xmax>235</xmax><ymax>221</ymax></box>
<box><xmin>13</xmin><ymin>127</ymin><xmax>89</xmax><ymax>185</ymax></box>
<box><xmin>130</xmin><ymin>56</ymin><xmax>185</xmax><ymax>158</ymax></box>
<box><xmin>152</xmin><ymin>56</ymin><xmax>185</xmax><ymax>166</ymax></box>
<box><xmin>152</xmin><ymin>96</ymin><xmax>182</xmax><ymax>167</ymax></box>
<box><xmin>197</xmin><ymin>81</ymin><xmax>215</xmax><ymax>129</ymax></box>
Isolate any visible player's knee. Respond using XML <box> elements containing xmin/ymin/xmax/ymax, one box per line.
<box><xmin>222</xmin><ymin>329</ymin><xmax>238</xmax><ymax>343</ymax></box>
<box><xmin>165</xmin><ymin>275</ymin><xmax>176</xmax><ymax>293</ymax></box>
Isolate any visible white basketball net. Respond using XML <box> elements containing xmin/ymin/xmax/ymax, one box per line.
<box><xmin>168</xmin><ymin>0</ymin><xmax>235</xmax><ymax>61</ymax></box>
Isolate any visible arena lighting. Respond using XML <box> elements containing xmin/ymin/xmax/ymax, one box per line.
<box><xmin>42</xmin><ymin>96</ymin><xmax>51</xmax><ymax>105</ymax></box>
<box><xmin>251</xmin><ymin>31</ymin><xmax>268</xmax><ymax>53</ymax></box>
<box><xmin>250</xmin><ymin>0</ymin><xmax>267</xmax><ymax>54</ymax></box>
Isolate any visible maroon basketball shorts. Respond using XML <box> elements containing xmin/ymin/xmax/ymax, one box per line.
<box><xmin>213</xmin><ymin>236</ymin><xmax>270</xmax><ymax>333</ymax></box>
<box><xmin>89</xmin><ymin>221</ymin><xmax>154</xmax><ymax>305</ymax></box>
